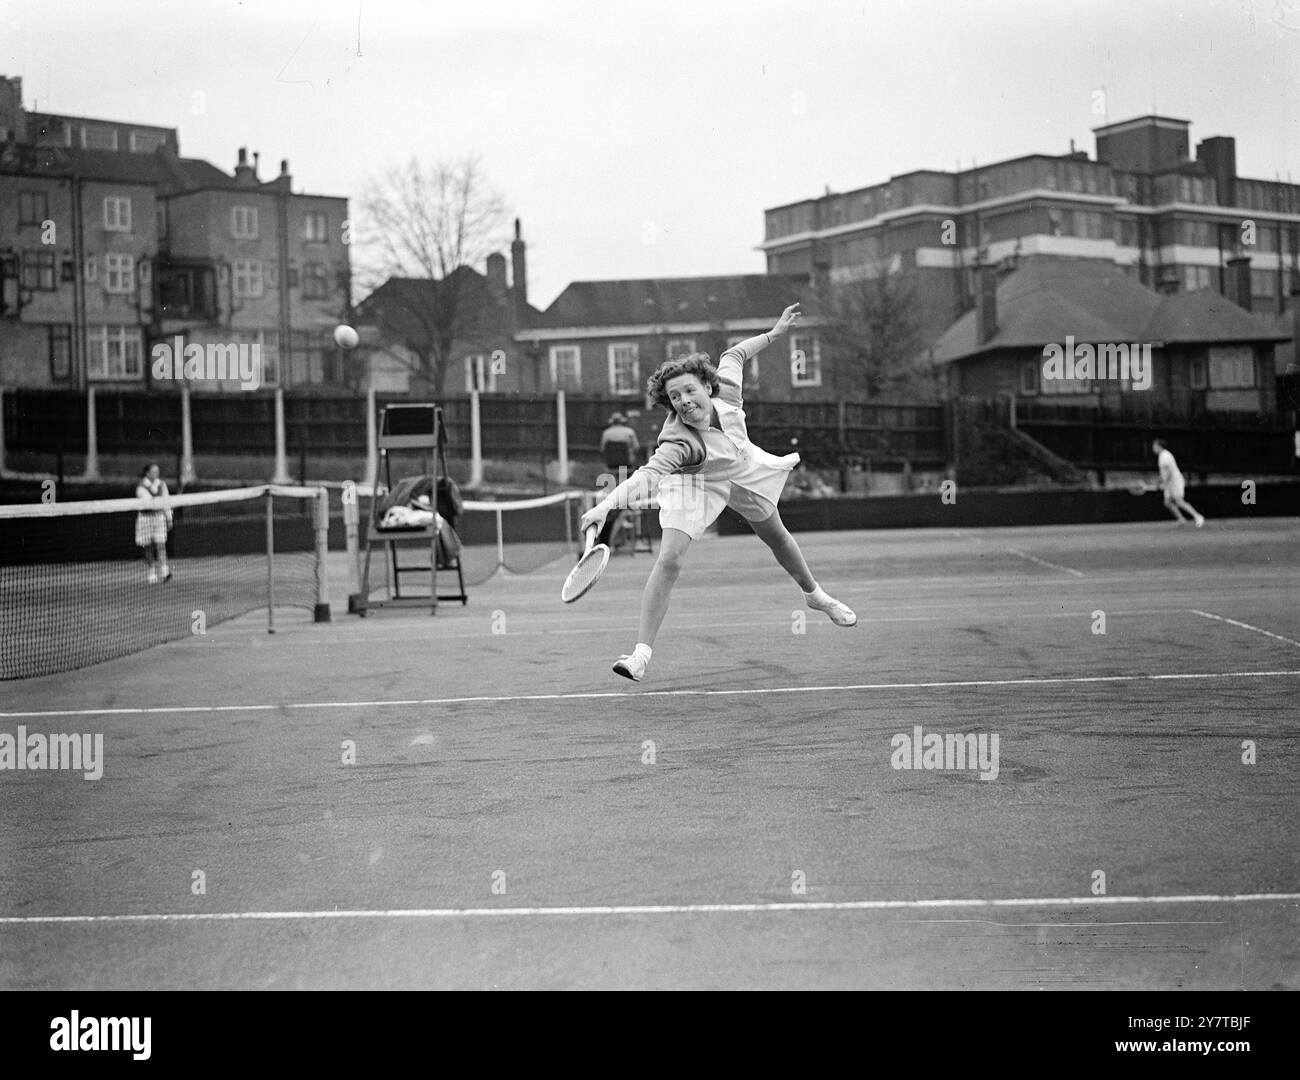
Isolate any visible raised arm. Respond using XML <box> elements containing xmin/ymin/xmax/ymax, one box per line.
<box><xmin>716</xmin><ymin>303</ymin><xmax>802</xmax><ymax>406</ymax></box>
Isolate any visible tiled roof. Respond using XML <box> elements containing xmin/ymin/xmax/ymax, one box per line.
<box><xmin>357</xmin><ymin>266</ymin><xmax>543</xmax><ymax>338</ymax></box>
<box><xmin>930</xmin><ymin>257</ymin><xmax>1288</xmax><ymax>364</ymax></box>
<box><xmin>0</xmin><ymin>142</ymin><xmax>237</xmax><ymax>194</ymax></box>
<box><xmin>538</xmin><ymin>273</ymin><xmax>809</xmax><ymax>328</ymax></box>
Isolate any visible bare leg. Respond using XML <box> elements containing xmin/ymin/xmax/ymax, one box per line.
<box><xmin>1163</xmin><ymin>492</ymin><xmax>1189</xmax><ymax>522</ymax></box>
<box><xmin>636</xmin><ymin>528</ymin><xmax>693</xmax><ymax>647</ymax></box>
<box><xmin>1172</xmin><ymin>494</ymin><xmax>1204</xmax><ymax>523</ymax></box>
<box><xmin>749</xmin><ymin>510</ymin><xmax>816</xmax><ymax>591</ymax></box>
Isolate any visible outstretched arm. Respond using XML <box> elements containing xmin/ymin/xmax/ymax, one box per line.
<box><xmin>579</xmin><ymin>438</ymin><xmax>695</xmax><ymax>535</ymax></box>
<box><xmin>717</xmin><ymin>303</ymin><xmax>802</xmax><ymax>405</ymax></box>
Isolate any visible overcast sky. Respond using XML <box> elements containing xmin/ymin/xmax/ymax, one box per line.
<box><xmin>5</xmin><ymin>0</ymin><xmax>1299</xmax><ymax>308</ymax></box>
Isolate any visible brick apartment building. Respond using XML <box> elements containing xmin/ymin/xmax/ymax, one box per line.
<box><xmin>0</xmin><ymin>74</ymin><xmax>351</xmax><ymax>393</ymax></box>
<box><xmin>761</xmin><ymin>115</ymin><xmax>1300</xmax><ymax>357</ymax></box>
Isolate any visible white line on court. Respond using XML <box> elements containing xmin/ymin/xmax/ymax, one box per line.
<box><xmin>1191</xmin><ymin>610</ymin><xmax>1300</xmax><ymax>649</ymax></box>
<box><xmin>1004</xmin><ymin>547</ymin><xmax>1085</xmax><ymax>577</ymax></box>
<box><xmin>2</xmin><ymin>892</ymin><xmax>1297</xmax><ymax>926</ymax></box>
<box><xmin>200</xmin><ymin>608</ymin><xmax>1193</xmax><ymax>647</ymax></box>
<box><xmin>4</xmin><ymin>669</ymin><xmax>1300</xmax><ymax>719</ymax></box>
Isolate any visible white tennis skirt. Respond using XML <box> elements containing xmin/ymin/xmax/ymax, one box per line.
<box><xmin>136</xmin><ymin>513</ymin><xmax>168</xmax><ymax>547</ymax></box>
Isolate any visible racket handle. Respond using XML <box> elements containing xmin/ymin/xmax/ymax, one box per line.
<box><xmin>583</xmin><ymin>523</ymin><xmax>598</xmax><ymax>551</ymax></box>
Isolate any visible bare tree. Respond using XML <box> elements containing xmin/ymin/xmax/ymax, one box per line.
<box><xmin>353</xmin><ymin>155</ymin><xmax>508</xmax><ymax>396</ymax></box>
<box><xmin>814</xmin><ymin>265</ymin><xmax>937</xmax><ymax>401</ymax></box>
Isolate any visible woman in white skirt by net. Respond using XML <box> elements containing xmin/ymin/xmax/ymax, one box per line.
<box><xmin>135</xmin><ymin>462</ymin><xmax>173</xmax><ymax>583</ymax></box>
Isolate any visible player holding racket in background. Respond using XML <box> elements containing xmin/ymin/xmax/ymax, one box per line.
<box><xmin>135</xmin><ymin>462</ymin><xmax>173</xmax><ymax>583</ymax></box>
<box><xmin>1152</xmin><ymin>439</ymin><xmax>1206</xmax><ymax>527</ymax></box>
<box><xmin>579</xmin><ymin>302</ymin><xmax>856</xmax><ymax>682</ymax></box>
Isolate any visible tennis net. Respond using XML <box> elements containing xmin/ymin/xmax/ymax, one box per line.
<box><xmin>456</xmin><ymin>491</ymin><xmax>583</xmax><ymax>585</ymax></box>
<box><xmin>1</xmin><ymin>485</ymin><xmax>330</xmax><ymax>680</ymax></box>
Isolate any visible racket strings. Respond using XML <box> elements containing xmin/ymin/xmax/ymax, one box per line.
<box><xmin>561</xmin><ymin>543</ymin><xmax>609</xmax><ymax>602</ymax></box>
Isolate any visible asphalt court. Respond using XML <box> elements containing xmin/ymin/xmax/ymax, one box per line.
<box><xmin>2</xmin><ymin>518</ymin><xmax>1297</xmax><ymax>989</ymax></box>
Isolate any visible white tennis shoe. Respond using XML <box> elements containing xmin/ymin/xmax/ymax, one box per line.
<box><xmin>613</xmin><ymin>653</ymin><xmax>649</xmax><ymax>681</ymax></box>
<box><xmin>807</xmin><ymin>592</ymin><xmax>858</xmax><ymax>627</ymax></box>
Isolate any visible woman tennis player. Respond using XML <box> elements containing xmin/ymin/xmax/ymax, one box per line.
<box><xmin>579</xmin><ymin>302</ymin><xmax>856</xmax><ymax>682</ymax></box>
<box><xmin>135</xmin><ymin>462</ymin><xmax>173</xmax><ymax>584</ymax></box>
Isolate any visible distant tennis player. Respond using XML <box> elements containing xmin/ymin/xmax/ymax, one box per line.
<box><xmin>579</xmin><ymin>303</ymin><xmax>856</xmax><ymax>682</ymax></box>
<box><xmin>1152</xmin><ymin>439</ymin><xmax>1205</xmax><ymax>527</ymax></box>
<box><xmin>135</xmin><ymin>463</ymin><xmax>173</xmax><ymax>583</ymax></box>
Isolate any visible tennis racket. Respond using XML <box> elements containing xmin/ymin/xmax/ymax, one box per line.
<box><xmin>1128</xmin><ymin>481</ymin><xmax>1159</xmax><ymax>495</ymax></box>
<box><xmin>561</xmin><ymin>524</ymin><xmax>610</xmax><ymax>603</ymax></box>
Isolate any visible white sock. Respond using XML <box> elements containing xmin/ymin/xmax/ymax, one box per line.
<box><xmin>803</xmin><ymin>584</ymin><xmax>829</xmax><ymax>604</ymax></box>
<box><xmin>633</xmin><ymin>643</ymin><xmax>653</xmax><ymax>662</ymax></box>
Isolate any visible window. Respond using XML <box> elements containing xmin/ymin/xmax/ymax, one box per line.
<box><xmin>128</xmin><ymin>130</ymin><xmax>166</xmax><ymax>153</ymax></box>
<box><xmin>608</xmin><ymin>343</ymin><xmax>639</xmax><ymax>395</ymax></box>
<box><xmin>1070</xmin><ymin>210</ymin><xmax>1107</xmax><ymax>239</ymax></box>
<box><xmin>1207</xmin><ymin>345</ymin><xmax>1256</xmax><ymax>388</ymax></box>
<box><xmin>1189</xmin><ymin>356</ymin><xmax>1207</xmax><ymax>390</ymax></box>
<box><xmin>1020</xmin><ymin>360</ymin><xmax>1039</xmax><ymax>395</ymax></box>
<box><xmin>464</xmin><ymin>353</ymin><xmax>498</xmax><ymax>393</ymax></box>
<box><xmin>1042</xmin><ymin>374</ymin><xmax>1092</xmax><ymax>394</ymax></box>
<box><xmin>224</xmin><ymin>328</ymin><xmax>280</xmax><ymax>387</ymax></box>
<box><xmin>19</xmin><ymin>191</ymin><xmax>48</xmax><ymax>225</ymax></box>
<box><xmin>232</xmin><ymin>260</ymin><xmax>264</xmax><ymax>298</ymax></box>
<box><xmin>231</xmin><ymin>206</ymin><xmax>259</xmax><ymax>239</ymax></box>
<box><xmin>103</xmin><ymin>197</ymin><xmax>131</xmax><ymax>232</ymax></box>
<box><xmin>104</xmin><ymin>253</ymin><xmax>135</xmax><ymax>294</ymax></box>
<box><xmin>301</xmin><ymin>262</ymin><xmax>328</xmax><ymax>299</ymax></box>
<box><xmin>790</xmin><ymin>335</ymin><xmax>821</xmax><ymax>387</ymax></box>
<box><xmin>81</xmin><ymin>125</ymin><xmax>118</xmax><ymax>150</ymax></box>
<box><xmin>549</xmin><ymin>345</ymin><xmax>581</xmax><ymax>389</ymax></box>
<box><xmin>49</xmin><ymin>325</ymin><xmax>72</xmax><ymax>380</ymax></box>
<box><xmin>1183</xmin><ymin>266</ymin><xmax>1215</xmax><ymax>291</ymax></box>
<box><xmin>21</xmin><ymin>250</ymin><xmax>56</xmax><ymax>291</ymax></box>
<box><xmin>86</xmin><ymin>325</ymin><xmax>143</xmax><ymax>380</ymax></box>
<box><xmin>1251</xmin><ymin>269</ymin><xmax>1278</xmax><ymax>299</ymax></box>
<box><xmin>303</xmin><ymin>212</ymin><xmax>328</xmax><ymax>242</ymax></box>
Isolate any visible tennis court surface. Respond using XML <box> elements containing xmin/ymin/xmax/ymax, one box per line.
<box><xmin>2</xmin><ymin>518</ymin><xmax>1297</xmax><ymax>989</ymax></box>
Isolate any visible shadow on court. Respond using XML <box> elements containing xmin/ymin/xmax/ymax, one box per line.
<box><xmin>2</xmin><ymin>519</ymin><xmax>1298</xmax><ymax>989</ymax></box>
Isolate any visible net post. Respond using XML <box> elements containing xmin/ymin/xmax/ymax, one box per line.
<box><xmin>556</xmin><ymin>389</ymin><xmax>569</xmax><ymax>485</ymax></box>
<box><xmin>344</xmin><ymin>488</ymin><xmax>362</xmax><ymax>613</ymax></box>
<box><xmin>470</xmin><ymin>388</ymin><xmax>483</xmax><ymax>487</ymax></box>
<box><xmin>180</xmin><ymin>384</ymin><xmax>196</xmax><ymax>486</ymax></box>
<box><xmin>273</xmin><ymin>388</ymin><xmax>290</xmax><ymax>484</ymax></box>
<box><xmin>313</xmin><ymin>486</ymin><xmax>331</xmax><ymax>622</ymax></box>
<box><xmin>265</xmin><ymin>488</ymin><xmax>276</xmax><ymax>634</ymax></box>
<box><xmin>365</xmin><ymin>385</ymin><xmax>378</xmax><ymax>488</ymax></box>
<box><xmin>0</xmin><ymin>385</ymin><xmax>6</xmax><ymax>476</ymax></box>
<box><xmin>83</xmin><ymin>385</ymin><xmax>100</xmax><ymax>481</ymax></box>
<box><xmin>495</xmin><ymin>506</ymin><xmax>505</xmax><ymax>569</ymax></box>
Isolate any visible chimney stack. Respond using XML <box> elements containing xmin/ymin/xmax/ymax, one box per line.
<box><xmin>486</xmin><ymin>251</ymin><xmax>508</xmax><ymax>301</ymax></box>
<box><xmin>1196</xmin><ymin>136</ymin><xmax>1237</xmax><ymax>207</ymax></box>
<box><xmin>234</xmin><ymin>146</ymin><xmax>255</xmax><ymax>185</ymax></box>
<box><xmin>510</xmin><ymin>218</ymin><xmax>528</xmax><ymax>324</ymax></box>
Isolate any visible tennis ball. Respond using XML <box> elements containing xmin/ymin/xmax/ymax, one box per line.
<box><xmin>334</xmin><ymin>324</ymin><xmax>360</xmax><ymax>349</ymax></box>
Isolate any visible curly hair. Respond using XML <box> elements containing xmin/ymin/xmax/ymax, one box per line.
<box><xmin>646</xmin><ymin>353</ymin><xmax>719</xmax><ymax>410</ymax></box>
